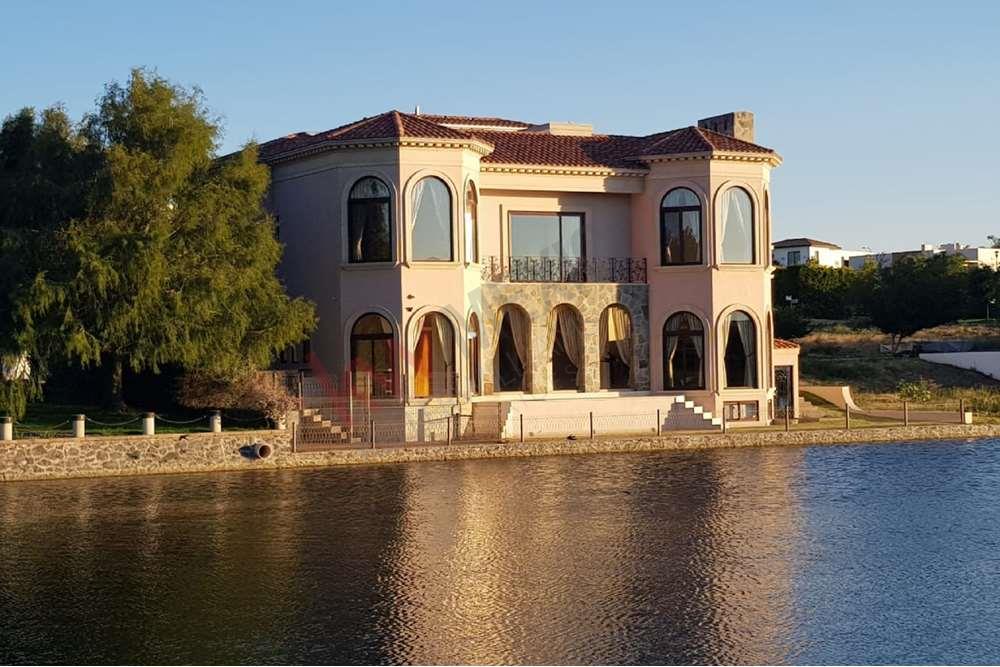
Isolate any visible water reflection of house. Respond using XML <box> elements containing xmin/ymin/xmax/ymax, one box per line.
<box><xmin>263</xmin><ymin>110</ymin><xmax>799</xmax><ymax>437</ymax></box>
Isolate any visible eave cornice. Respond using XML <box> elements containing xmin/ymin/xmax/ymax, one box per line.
<box><xmin>637</xmin><ymin>150</ymin><xmax>782</xmax><ymax>167</ymax></box>
<box><xmin>263</xmin><ymin>136</ymin><xmax>495</xmax><ymax>166</ymax></box>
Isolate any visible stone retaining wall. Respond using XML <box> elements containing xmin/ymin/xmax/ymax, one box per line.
<box><xmin>2</xmin><ymin>423</ymin><xmax>998</xmax><ymax>483</ymax></box>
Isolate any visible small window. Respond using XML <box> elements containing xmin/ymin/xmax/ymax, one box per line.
<box><xmin>465</xmin><ymin>182</ymin><xmax>478</xmax><ymax>263</ymax></box>
<box><xmin>412</xmin><ymin>177</ymin><xmax>453</xmax><ymax>261</ymax></box>
<box><xmin>348</xmin><ymin>177</ymin><xmax>392</xmax><ymax>263</ymax></box>
<box><xmin>660</xmin><ymin>188</ymin><xmax>702</xmax><ymax>265</ymax></box>
<box><xmin>724</xmin><ymin>401</ymin><xmax>759</xmax><ymax>422</ymax></box>
<box><xmin>787</xmin><ymin>250</ymin><xmax>801</xmax><ymax>266</ymax></box>
<box><xmin>720</xmin><ymin>187</ymin><xmax>754</xmax><ymax>264</ymax></box>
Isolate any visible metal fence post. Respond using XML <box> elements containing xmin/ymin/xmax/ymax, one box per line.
<box><xmin>370</xmin><ymin>417</ymin><xmax>375</xmax><ymax>448</ymax></box>
<box><xmin>297</xmin><ymin>370</ymin><xmax>304</xmax><ymax>413</ymax></box>
<box><xmin>721</xmin><ymin>410</ymin><xmax>727</xmax><ymax>434</ymax></box>
<box><xmin>960</xmin><ymin>398</ymin><xmax>965</xmax><ymax>424</ymax></box>
<box><xmin>845</xmin><ymin>404</ymin><xmax>851</xmax><ymax>431</ymax></box>
<box><xmin>903</xmin><ymin>400</ymin><xmax>909</xmax><ymax>427</ymax></box>
<box><xmin>520</xmin><ymin>414</ymin><xmax>524</xmax><ymax>443</ymax></box>
<box><xmin>656</xmin><ymin>408</ymin><xmax>661</xmax><ymax>437</ymax></box>
<box><xmin>784</xmin><ymin>406</ymin><xmax>790</xmax><ymax>432</ymax></box>
<box><xmin>589</xmin><ymin>411</ymin><xmax>594</xmax><ymax>440</ymax></box>
<box><xmin>447</xmin><ymin>417</ymin><xmax>452</xmax><ymax>445</ymax></box>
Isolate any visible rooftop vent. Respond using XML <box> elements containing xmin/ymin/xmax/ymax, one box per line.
<box><xmin>525</xmin><ymin>122</ymin><xmax>594</xmax><ymax>137</ymax></box>
<box><xmin>697</xmin><ymin>111</ymin><xmax>754</xmax><ymax>142</ymax></box>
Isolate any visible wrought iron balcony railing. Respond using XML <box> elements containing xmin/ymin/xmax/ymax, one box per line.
<box><xmin>481</xmin><ymin>256</ymin><xmax>647</xmax><ymax>284</ymax></box>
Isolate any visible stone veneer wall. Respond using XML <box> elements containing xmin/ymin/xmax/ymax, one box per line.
<box><xmin>479</xmin><ymin>283</ymin><xmax>649</xmax><ymax>393</ymax></box>
<box><xmin>3</xmin><ymin>423</ymin><xmax>998</xmax><ymax>483</ymax></box>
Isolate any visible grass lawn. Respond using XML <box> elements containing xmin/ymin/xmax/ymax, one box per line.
<box><xmin>796</xmin><ymin>323</ymin><xmax>1000</xmax><ymax>416</ymax></box>
<box><xmin>13</xmin><ymin>403</ymin><xmax>271</xmax><ymax>438</ymax></box>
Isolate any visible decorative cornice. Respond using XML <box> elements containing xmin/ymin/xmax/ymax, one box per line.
<box><xmin>638</xmin><ymin>150</ymin><xmax>782</xmax><ymax>167</ymax></box>
<box><xmin>264</xmin><ymin>137</ymin><xmax>494</xmax><ymax>165</ymax></box>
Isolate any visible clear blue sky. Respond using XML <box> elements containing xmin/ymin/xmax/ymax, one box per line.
<box><xmin>3</xmin><ymin>1</ymin><xmax>998</xmax><ymax>252</ymax></box>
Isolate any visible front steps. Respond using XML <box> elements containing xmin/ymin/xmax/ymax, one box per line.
<box><xmin>664</xmin><ymin>395</ymin><xmax>724</xmax><ymax>430</ymax></box>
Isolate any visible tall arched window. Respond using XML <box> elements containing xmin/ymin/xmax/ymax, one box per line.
<box><xmin>550</xmin><ymin>305</ymin><xmax>584</xmax><ymax>390</ymax></box>
<box><xmin>468</xmin><ymin>313</ymin><xmax>481</xmax><ymax>395</ymax></box>
<box><xmin>413</xmin><ymin>312</ymin><xmax>456</xmax><ymax>397</ymax></box>
<box><xmin>660</xmin><ymin>188</ymin><xmax>702</xmax><ymax>265</ymax></box>
<box><xmin>723</xmin><ymin>310</ymin><xmax>757</xmax><ymax>388</ymax></box>
<box><xmin>663</xmin><ymin>312</ymin><xmax>704</xmax><ymax>389</ymax></box>
<box><xmin>412</xmin><ymin>177</ymin><xmax>453</xmax><ymax>261</ymax></box>
<box><xmin>720</xmin><ymin>187</ymin><xmax>754</xmax><ymax>264</ymax></box>
<box><xmin>465</xmin><ymin>182</ymin><xmax>478</xmax><ymax>263</ymax></box>
<box><xmin>350</xmin><ymin>313</ymin><xmax>395</xmax><ymax>397</ymax></box>
<box><xmin>348</xmin><ymin>177</ymin><xmax>392</xmax><ymax>263</ymax></box>
<box><xmin>600</xmin><ymin>305</ymin><xmax>633</xmax><ymax>389</ymax></box>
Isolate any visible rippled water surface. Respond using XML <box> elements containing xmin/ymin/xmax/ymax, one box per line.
<box><xmin>2</xmin><ymin>439</ymin><xmax>1000</xmax><ymax>664</ymax></box>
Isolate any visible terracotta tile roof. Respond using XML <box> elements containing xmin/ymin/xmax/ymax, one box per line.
<box><xmin>420</xmin><ymin>114</ymin><xmax>532</xmax><ymax>129</ymax></box>
<box><xmin>258</xmin><ymin>111</ymin><xmax>483</xmax><ymax>161</ymax></box>
<box><xmin>773</xmin><ymin>338</ymin><xmax>800</xmax><ymax>349</ymax></box>
<box><xmin>640</xmin><ymin>126</ymin><xmax>775</xmax><ymax>156</ymax></box>
<box><xmin>258</xmin><ymin>112</ymin><xmax>777</xmax><ymax>167</ymax></box>
<box><xmin>471</xmin><ymin>129</ymin><xmax>650</xmax><ymax>170</ymax></box>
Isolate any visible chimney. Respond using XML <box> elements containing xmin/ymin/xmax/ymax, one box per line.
<box><xmin>697</xmin><ymin>111</ymin><xmax>754</xmax><ymax>142</ymax></box>
<box><xmin>525</xmin><ymin>121</ymin><xmax>594</xmax><ymax>137</ymax></box>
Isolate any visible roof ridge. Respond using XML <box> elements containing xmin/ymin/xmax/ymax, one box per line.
<box><xmin>391</xmin><ymin>110</ymin><xmax>405</xmax><ymax>137</ymax></box>
<box><xmin>323</xmin><ymin>113</ymin><xmax>388</xmax><ymax>141</ymax></box>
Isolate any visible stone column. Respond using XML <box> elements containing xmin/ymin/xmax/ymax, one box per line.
<box><xmin>584</xmin><ymin>315</ymin><xmax>602</xmax><ymax>392</ymax></box>
<box><xmin>1</xmin><ymin>416</ymin><xmax>12</xmax><ymax>442</ymax></box>
<box><xmin>72</xmin><ymin>414</ymin><xmax>85</xmax><ymax>439</ymax></box>
<box><xmin>209</xmin><ymin>411</ymin><xmax>222</xmax><ymax>433</ymax></box>
<box><xmin>530</xmin><ymin>320</ymin><xmax>549</xmax><ymax>394</ymax></box>
<box><xmin>143</xmin><ymin>413</ymin><xmax>155</xmax><ymax>436</ymax></box>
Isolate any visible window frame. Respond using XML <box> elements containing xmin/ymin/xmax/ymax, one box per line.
<box><xmin>663</xmin><ymin>311</ymin><xmax>706</xmax><ymax>390</ymax></box>
<box><xmin>659</xmin><ymin>188</ymin><xmax>703</xmax><ymax>266</ymax></box>
<box><xmin>719</xmin><ymin>186</ymin><xmax>756</xmax><ymax>265</ymax></box>
<box><xmin>723</xmin><ymin>310</ymin><xmax>758</xmax><ymax>389</ymax></box>
<box><xmin>410</xmin><ymin>176</ymin><xmax>454</xmax><ymax>262</ymax></box>
<box><xmin>507</xmin><ymin>211</ymin><xmax>587</xmax><ymax>261</ymax></box>
<box><xmin>464</xmin><ymin>181</ymin><xmax>479</xmax><ymax>264</ymax></box>
<box><xmin>347</xmin><ymin>177</ymin><xmax>393</xmax><ymax>264</ymax></box>
<box><xmin>349</xmin><ymin>313</ymin><xmax>396</xmax><ymax>397</ymax></box>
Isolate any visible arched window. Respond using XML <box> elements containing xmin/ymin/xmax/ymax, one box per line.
<box><xmin>348</xmin><ymin>177</ymin><xmax>392</xmax><ymax>263</ymax></box>
<box><xmin>468</xmin><ymin>313</ymin><xmax>481</xmax><ymax>395</ymax></box>
<box><xmin>413</xmin><ymin>312</ymin><xmax>456</xmax><ymax>397</ymax></box>
<box><xmin>663</xmin><ymin>312</ymin><xmax>704</xmax><ymax>389</ymax></box>
<box><xmin>660</xmin><ymin>188</ymin><xmax>702</xmax><ymax>265</ymax></box>
<box><xmin>600</xmin><ymin>305</ymin><xmax>633</xmax><ymax>389</ymax></box>
<box><xmin>720</xmin><ymin>187</ymin><xmax>754</xmax><ymax>264</ymax></box>
<box><xmin>550</xmin><ymin>305</ymin><xmax>584</xmax><ymax>390</ymax></box>
<box><xmin>465</xmin><ymin>182</ymin><xmax>478</xmax><ymax>263</ymax></box>
<box><xmin>494</xmin><ymin>305</ymin><xmax>530</xmax><ymax>391</ymax></box>
<box><xmin>350</xmin><ymin>313</ymin><xmax>395</xmax><ymax>397</ymax></box>
<box><xmin>724</xmin><ymin>310</ymin><xmax>757</xmax><ymax>388</ymax></box>
<box><xmin>412</xmin><ymin>177</ymin><xmax>453</xmax><ymax>261</ymax></box>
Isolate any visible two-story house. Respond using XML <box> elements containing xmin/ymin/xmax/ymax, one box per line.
<box><xmin>261</xmin><ymin>109</ymin><xmax>799</xmax><ymax>440</ymax></box>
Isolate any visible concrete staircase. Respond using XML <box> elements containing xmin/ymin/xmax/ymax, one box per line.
<box><xmin>295</xmin><ymin>407</ymin><xmax>353</xmax><ymax>448</ymax></box>
<box><xmin>663</xmin><ymin>395</ymin><xmax>723</xmax><ymax>430</ymax></box>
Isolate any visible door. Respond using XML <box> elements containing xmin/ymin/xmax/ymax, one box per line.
<box><xmin>414</xmin><ymin>324</ymin><xmax>433</xmax><ymax>397</ymax></box>
<box><xmin>775</xmin><ymin>365</ymin><xmax>793</xmax><ymax>415</ymax></box>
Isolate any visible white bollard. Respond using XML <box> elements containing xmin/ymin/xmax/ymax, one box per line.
<box><xmin>143</xmin><ymin>412</ymin><xmax>155</xmax><ymax>436</ymax></box>
<box><xmin>1</xmin><ymin>416</ymin><xmax>12</xmax><ymax>442</ymax></box>
<box><xmin>72</xmin><ymin>414</ymin><xmax>86</xmax><ymax>439</ymax></box>
<box><xmin>209</xmin><ymin>410</ymin><xmax>222</xmax><ymax>433</ymax></box>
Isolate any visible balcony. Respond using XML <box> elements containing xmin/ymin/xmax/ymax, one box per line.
<box><xmin>481</xmin><ymin>256</ymin><xmax>647</xmax><ymax>284</ymax></box>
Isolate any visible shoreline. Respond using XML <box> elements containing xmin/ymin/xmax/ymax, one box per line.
<box><xmin>2</xmin><ymin>422</ymin><xmax>998</xmax><ymax>483</ymax></box>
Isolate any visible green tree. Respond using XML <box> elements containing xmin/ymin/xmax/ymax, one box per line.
<box><xmin>868</xmin><ymin>254</ymin><xmax>969</xmax><ymax>350</ymax></box>
<box><xmin>3</xmin><ymin>69</ymin><xmax>315</xmax><ymax>413</ymax></box>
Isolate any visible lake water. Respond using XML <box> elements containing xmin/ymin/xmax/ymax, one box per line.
<box><xmin>1</xmin><ymin>439</ymin><xmax>999</xmax><ymax>664</ymax></box>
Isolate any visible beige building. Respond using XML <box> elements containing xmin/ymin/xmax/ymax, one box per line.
<box><xmin>262</xmin><ymin>109</ymin><xmax>799</xmax><ymax>438</ymax></box>
<box><xmin>772</xmin><ymin>238</ymin><xmax>866</xmax><ymax>268</ymax></box>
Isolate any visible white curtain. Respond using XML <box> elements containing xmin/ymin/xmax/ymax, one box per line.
<box><xmin>722</xmin><ymin>188</ymin><xmax>753</xmax><ymax>263</ymax></box>
<box><xmin>556</xmin><ymin>308</ymin><xmax>584</xmax><ymax>387</ymax></box>
<box><xmin>664</xmin><ymin>334</ymin><xmax>679</xmax><ymax>387</ymax></box>
<box><xmin>412</xmin><ymin>179</ymin><xmax>427</xmax><ymax>229</ymax></box>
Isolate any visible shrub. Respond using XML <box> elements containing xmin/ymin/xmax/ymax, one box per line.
<box><xmin>178</xmin><ymin>369</ymin><xmax>297</xmax><ymax>422</ymax></box>
<box><xmin>774</xmin><ymin>305</ymin><xmax>812</xmax><ymax>340</ymax></box>
<box><xmin>897</xmin><ymin>378</ymin><xmax>938</xmax><ymax>403</ymax></box>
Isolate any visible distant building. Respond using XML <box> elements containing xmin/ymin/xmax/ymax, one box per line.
<box><xmin>772</xmin><ymin>238</ymin><xmax>866</xmax><ymax>268</ymax></box>
<box><xmin>848</xmin><ymin>243</ymin><xmax>1000</xmax><ymax>270</ymax></box>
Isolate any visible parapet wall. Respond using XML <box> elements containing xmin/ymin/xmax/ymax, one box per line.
<box><xmin>2</xmin><ymin>423</ymin><xmax>999</xmax><ymax>483</ymax></box>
